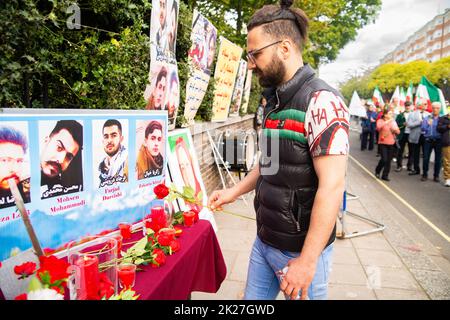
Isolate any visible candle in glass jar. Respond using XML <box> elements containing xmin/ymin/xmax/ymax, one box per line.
<box><xmin>118</xmin><ymin>223</ymin><xmax>132</xmax><ymax>239</ymax></box>
<box><xmin>151</xmin><ymin>206</ymin><xmax>166</xmax><ymax>227</ymax></box>
<box><xmin>118</xmin><ymin>264</ymin><xmax>136</xmax><ymax>289</ymax></box>
<box><xmin>76</xmin><ymin>255</ymin><xmax>100</xmax><ymax>300</ymax></box>
<box><xmin>183</xmin><ymin>211</ymin><xmax>196</xmax><ymax>227</ymax></box>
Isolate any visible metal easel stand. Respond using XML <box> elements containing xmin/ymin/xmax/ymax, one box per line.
<box><xmin>337</xmin><ymin>191</ymin><xmax>385</xmax><ymax>239</ymax></box>
<box><xmin>206</xmin><ymin>130</ymin><xmax>249</xmax><ymax>207</ymax></box>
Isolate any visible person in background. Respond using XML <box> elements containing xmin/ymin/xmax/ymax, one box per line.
<box><xmin>395</xmin><ymin>101</ymin><xmax>412</xmax><ymax>172</ymax></box>
<box><xmin>437</xmin><ymin>109</ymin><xmax>450</xmax><ymax>187</ymax></box>
<box><xmin>254</xmin><ymin>96</ymin><xmax>266</xmax><ymax>150</ymax></box>
<box><xmin>360</xmin><ymin>103</ymin><xmax>371</xmax><ymax>151</ymax></box>
<box><xmin>407</xmin><ymin>101</ymin><xmax>429</xmax><ymax>176</ymax></box>
<box><xmin>420</xmin><ymin>102</ymin><xmax>443</xmax><ymax>182</ymax></box>
<box><xmin>375</xmin><ymin>102</ymin><xmax>384</xmax><ymax>157</ymax></box>
<box><xmin>375</xmin><ymin>109</ymin><xmax>400</xmax><ymax>181</ymax></box>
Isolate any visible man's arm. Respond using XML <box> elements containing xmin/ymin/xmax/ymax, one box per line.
<box><xmin>280</xmin><ymin>155</ymin><xmax>346</xmax><ymax>300</ymax></box>
<box><xmin>208</xmin><ymin>164</ymin><xmax>260</xmax><ymax>210</ymax></box>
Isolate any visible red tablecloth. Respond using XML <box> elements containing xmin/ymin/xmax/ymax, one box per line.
<box><xmin>0</xmin><ymin>220</ymin><xmax>227</xmax><ymax>300</ymax></box>
<box><xmin>132</xmin><ymin>220</ymin><xmax>226</xmax><ymax>299</ymax></box>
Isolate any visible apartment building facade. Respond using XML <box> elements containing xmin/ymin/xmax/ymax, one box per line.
<box><xmin>380</xmin><ymin>8</ymin><xmax>450</xmax><ymax>64</ymax></box>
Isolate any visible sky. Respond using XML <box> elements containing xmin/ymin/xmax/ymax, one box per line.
<box><xmin>319</xmin><ymin>0</ymin><xmax>450</xmax><ymax>88</ymax></box>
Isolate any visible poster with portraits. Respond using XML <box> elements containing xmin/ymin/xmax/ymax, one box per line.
<box><xmin>183</xmin><ymin>10</ymin><xmax>218</xmax><ymax>126</ymax></box>
<box><xmin>229</xmin><ymin>59</ymin><xmax>247</xmax><ymax>117</ymax></box>
<box><xmin>0</xmin><ymin>122</ymin><xmax>31</xmax><ymax>210</ymax></box>
<box><xmin>211</xmin><ymin>37</ymin><xmax>243</xmax><ymax>122</ymax></box>
<box><xmin>166</xmin><ymin>128</ymin><xmax>217</xmax><ymax>231</ymax></box>
<box><xmin>146</xmin><ymin>0</ymin><xmax>180</xmax><ymax>131</ymax></box>
<box><xmin>240</xmin><ymin>70</ymin><xmax>253</xmax><ymax>115</ymax></box>
<box><xmin>0</xmin><ymin>110</ymin><xmax>167</xmax><ymax>262</ymax></box>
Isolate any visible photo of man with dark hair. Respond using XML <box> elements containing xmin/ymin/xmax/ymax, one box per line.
<box><xmin>136</xmin><ymin>120</ymin><xmax>165</xmax><ymax>180</ymax></box>
<box><xmin>98</xmin><ymin>119</ymin><xmax>128</xmax><ymax>188</ymax></box>
<box><xmin>40</xmin><ymin>120</ymin><xmax>84</xmax><ymax>199</ymax></box>
<box><xmin>0</xmin><ymin>124</ymin><xmax>31</xmax><ymax>209</ymax></box>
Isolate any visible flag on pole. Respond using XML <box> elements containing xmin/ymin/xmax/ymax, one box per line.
<box><xmin>349</xmin><ymin>91</ymin><xmax>367</xmax><ymax>118</ymax></box>
<box><xmin>390</xmin><ymin>86</ymin><xmax>400</xmax><ymax>104</ymax></box>
<box><xmin>405</xmin><ymin>82</ymin><xmax>414</xmax><ymax>103</ymax></box>
<box><xmin>415</xmin><ymin>76</ymin><xmax>447</xmax><ymax>114</ymax></box>
<box><xmin>399</xmin><ymin>87</ymin><xmax>406</xmax><ymax>107</ymax></box>
<box><xmin>372</xmin><ymin>86</ymin><xmax>384</xmax><ymax>106</ymax></box>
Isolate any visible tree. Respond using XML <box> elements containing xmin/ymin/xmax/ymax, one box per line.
<box><xmin>427</xmin><ymin>56</ymin><xmax>450</xmax><ymax>88</ymax></box>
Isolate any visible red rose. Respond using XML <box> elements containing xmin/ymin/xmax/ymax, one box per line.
<box><xmin>14</xmin><ymin>262</ymin><xmax>37</xmax><ymax>279</ymax></box>
<box><xmin>157</xmin><ymin>229</ymin><xmax>176</xmax><ymax>246</ymax></box>
<box><xmin>147</xmin><ymin>219</ymin><xmax>164</xmax><ymax>233</ymax></box>
<box><xmin>169</xmin><ymin>240</ymin><xmax>180</xmax><ymax>253</ymax></box>
<box><xmin>37</xmin><ymin>255</ymin><xmax>70</xmax><ymax>285</ymax></box>
<box><xmin>151</xmin><ymin>248</ymin><xmax>166</xmax><ymax>268</ymax></box>
<box><xmin>14</xmin><ymin>293</ymin><xmax>27</xmax><ymax>300</ymax></box>
<box><xmin>154</xmin><ymin>183</ymin><xmax>169</xmax><ymax>199</ymax></box>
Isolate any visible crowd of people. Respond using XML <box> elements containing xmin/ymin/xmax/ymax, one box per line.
<box><xmin>360</xmin><ymin>99</ymin><xmax>450</xmax><ymax>187</ymax></box>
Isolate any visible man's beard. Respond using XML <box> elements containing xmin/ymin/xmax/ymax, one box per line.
<box><xmin>105</xmin><ymin>144</ymin><xmax>120</xmax><ymax>157</ymax></box>
<box><xmin>255</xmin><ymin>55</ymin><xmax>286</xmax><ymax>88</ymax></box>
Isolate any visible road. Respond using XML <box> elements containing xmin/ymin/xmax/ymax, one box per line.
<box><xmin>348</xmin><ymin>128</ymin><xmax>450</xmax><ymax>261</ymax></box>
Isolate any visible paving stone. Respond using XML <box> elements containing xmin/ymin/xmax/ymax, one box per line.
<box><xmin>328</xmin><ymin>284</ymin><xmax>377</xmax><ymax>300</ymax></box>
<box><xmin>362</xmin><ymin>266</ymin><xmax>422</xmax><ymax>291</ymax></box>
<box><xmin>351</xmin><ymin>233</ymin><xmax>393</xmax><ymax>251</ymax></box>
<box><xmin>191</xmin><ymin>280</ymin><xmax>246</xmax><ymax>300</ymax></box>
<box><xmin>356</xmin><ymin>248</ymin><xmax>404</xmax><ymax>268</ymax></box>
<box><xmin>374</xmin><ymin>288</ymin><xmax>429</xmax><ymax>300</ymax></box>
<box><xmin>332</xmin><ymin>247</ymin><xmax>361</xmax><ymax>265</ymax></box>
<box><xmin>410</xmin><ymin>269</ymin><xmax>450</xmax><ymax>300</ymax></box>
<box><xmin>329</xmin><ymin>263</ymin><xmax>368</xmax><ymax>286</ymax></box>
<box><xmin>228</xmin><ymin>251</ymin><xmax>251</xmax><ymax>282</ymax></box>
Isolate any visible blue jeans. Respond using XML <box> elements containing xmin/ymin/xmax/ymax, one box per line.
<box><xmin>422</xmin><ymin>138</ymin><xmax>442</xmax><ymax>178</ymax></box>
<box><xmin>244</xmin><ymin>236</ymin><xmax>334</xmax><ymax>300</ymax></box>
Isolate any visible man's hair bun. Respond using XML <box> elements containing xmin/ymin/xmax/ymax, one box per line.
<box><xmin>280</xmin><ymin>0</ymin><xmax>294</xmax><ymax>9</ymax></box>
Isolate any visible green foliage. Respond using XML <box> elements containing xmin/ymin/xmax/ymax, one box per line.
<box><xmin>1</xmin><ymin>0</ymin><xmax>381</xmax><ymax>122</ymax></box>
<box><xmin>340</xmin><ymin>74</ymin><xmax>372</xmax><ymax>102</ymax></box>
<box><xmin>340</xmin><ymin>57</ymin><xmax>449</xmax><ymax>100</ymax></box>
<box><xmin>427</xmin><ymin>56</ymin><xmax>450</xmax><ymax>88</ymax></box>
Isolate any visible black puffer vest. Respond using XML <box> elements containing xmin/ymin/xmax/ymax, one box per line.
<box><xmin>254</xmin><ymin>64</ymin><xmax>343</xmax><ymax>252</ymax></box>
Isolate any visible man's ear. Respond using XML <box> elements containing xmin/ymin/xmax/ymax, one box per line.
<box><xmin>280</xmin><ymin>39</ymin><xmax>292</xmax><ymax>60</ymax></box>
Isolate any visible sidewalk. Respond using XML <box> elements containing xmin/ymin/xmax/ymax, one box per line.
<box><xmin>192</xmin><ymin>158</ymin><xmax>450</xmax><ymax>300</ymax></box>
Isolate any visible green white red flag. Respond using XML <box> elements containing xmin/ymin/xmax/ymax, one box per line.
<box><xmin>372</xmin><ymin>86</ymin><xmax>384</xmax><ymax>106</ymax></box>
<box><xmin>405</xmin><ymin>82</ymin><xmax>413</xmax><ymax>102</ymax></box>
<box><xmin>415</xmin><ymin>76</ymin><xmax>447</xmax><ymax>115</ymax></box>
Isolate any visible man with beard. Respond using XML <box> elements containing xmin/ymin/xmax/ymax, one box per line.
<box><xmin>0</xmin><ymin>125</ymin><xmax>31</xmax><ymax>209</ymax></box>
<box><xmin>40</xmin><ymin>120</ymin><xmax>83</xmax><ymax>199</ymax></box>
<box><xmin>208</xmin><ymin>0</ymin><xmax>349</xmax><ymax>300</ymax></box>
<box><xmin>98</xmin><ymin>119</ymin><xmax>128</xmax><ymax>188</ymax></box>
